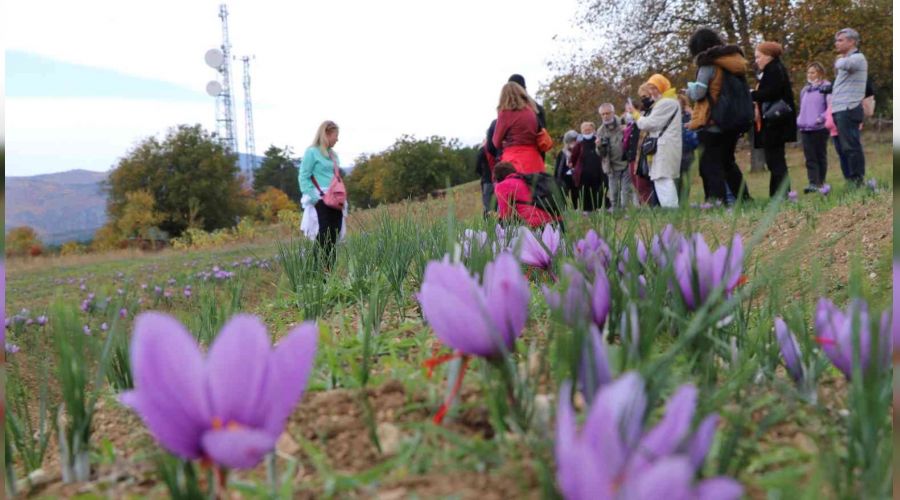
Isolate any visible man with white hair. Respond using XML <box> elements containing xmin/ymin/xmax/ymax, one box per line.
<box><xmin>596</xmin><ymin>103</ymin><xmax>634</xmax><ymax>208</ymax></box>
<box><xmin>831</xmin><ymin>27</ymin><xmax>868</xmax><ymax>186</ymax></box>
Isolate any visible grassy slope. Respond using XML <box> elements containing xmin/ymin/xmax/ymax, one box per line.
<box><xmin>4</xmin><ymin>140</ymin><xmax>892</xmax><ymax>498</ymax></box>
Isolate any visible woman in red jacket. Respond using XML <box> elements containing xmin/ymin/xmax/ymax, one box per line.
<box><xmin>492</xmin><ymin>82</ymin><xmax>545</xmax><ymax>174</ymax></box>
<box><xmin>494</xmin><ymin>162</ymin><xmax>558</xmax><ymax>228</ymax></box>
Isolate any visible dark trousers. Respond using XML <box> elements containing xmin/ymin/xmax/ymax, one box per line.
<box><xmin>832</xmin><ymin>136</ymin><xmax>851</xmax><ymax>180</ymax></box>
<box><xmin>764</xmin><ymin>144</ymin><xmax>789</xmax><ymax>197</ymax></box>
<box><xmin>833</xmin><ymin>105</ymin><xmax>865</xmax><ymax>182</ymax></box>
<box><xmin>801</xmin><ymin>129</ymin><xmax>829</xmax><ymax>186</ymax></box>
<box><xmin>314</xmin><ymin>200</ymin><xmax>343</xmax><ymax>269</ymax></box>
<box><xmin>481</xmin><ymin>182</ymin><xmax>495</xmax><ymax>217</ymax></box>
<box><xmin>698</xmin><ymin>131</ymin><xmax>750</xmax><ymax>202</ymax></box>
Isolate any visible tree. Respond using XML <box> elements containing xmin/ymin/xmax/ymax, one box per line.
<box><xmin>6</xmin><ymin>226</ymin><xmax>42</xmax><ymax>257</ymax></box>
<box><xmin>253</xmin><ymin>187</ymin><xmax>298</xmax><ymax>223</ymax></box>
<box><xmin>347</xmin><ymin>136</ymin><xmax>478</xmax><ymax>208</ymax></box>
<box><xmin>104</xmin><ymin>124</ymin><xmax>248</xmax><ymax>237</ymax></box>
<box><xmin>116</xmin><ymin>190</ymin><xmax>164</xmax><ymax>239</ymax></box>
<box><xmin>252</xmin><ymin>146</ymin><xmax>301</xmax><ymax>202</ymax></box>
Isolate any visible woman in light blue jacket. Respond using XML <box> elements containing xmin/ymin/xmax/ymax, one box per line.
<box><xmin>298</xmin><ymin>120</ymin><xmax>342</xmax><ymax>267</ymax></box>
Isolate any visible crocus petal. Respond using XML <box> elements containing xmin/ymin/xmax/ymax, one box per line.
<box><xmin>592</xmin><ymin>268</ymin><xmax>611</xmax><ymax>328</ymax></box>
<box><xmin>262</xmin><ymin>321</ymin><xmax>318</xmax><ymax>437</ymax></box>
<box><xmin>579</xmin><ymin>324</ymin><xmax>612</xmax><ymax>399</ymax></box>
<box><xmin>419</xmin><ymin>260</ymin><xmax>495</xmax><ymax>356</ymax></box>
<box><xmin>125</xmin><ymin>312</ymin><xmax>210</xmax><ymax>459</ymax></box>
<box><xmin>621</xmin><ymin>455</ymin><xmax>693</xmax><ymax>500</ymax></box>
<box><xmin>693</xmin><ymin>234</ymin><xmax>714</xmax><ymax>304</ymax></box>
<box><xmin>201</xmin><ymin>427</ymin><xmax>277</xmax><ymax>470</ymax></box>
<box><xmin>483</xmin><ymin>252</ymin><xmax>530</xmax><ymax>352</ymax></box>
<box><xmin>724</xmin><ymin>235</ymin><xmax>744</xmax><ymax>292</ymax></box>
<box><xmin>582</xmin><ymin>372</ymin><xmax>647</xmax><ymax>473</ymax></box>
<box><xmin>634</xmin><ymin>385</ymin><xmax>698</xmax><ymax>467</ymax></box>
<box><xmin>517</xmin><ymin>227</ymin><xmax>551</xmax><ymax>269</ymax></box>
<box><xmin>674</xmin><ymin>244</ymin><xmax>696</xmax><ymax>310</ymax></box>
<box><xmin>687</xmin><ymin>414</ymin><xmax>719</xmax><ymax>470</ymax></box>
<box><xmin>894</xmin><ymin>263</ymin><xmax>899</xmax><ymax>358</ymax></box>
<box><xmin>207</xmin><ymin>314</ymin><xmax>272</xmax><ymax>427</ymax></box>
<box><xmin>774</xmin><ymin>317</ymin><xmax>804</xmax><ymax>383</ymax></box>
<box><xmin>542</xmin><ymin>225</ymin><xmax>561</xmax><ymax>256</ymax></box>
<box><xmin>694</xmin><ymin>477</ymin><xmax>744</xmax><ymax>500</ymax></box>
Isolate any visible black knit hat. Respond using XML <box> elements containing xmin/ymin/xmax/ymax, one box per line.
<box><xmin>688</xmin><ymin>28</ymin><xmax>724</xmax><ymax>57</ymax></box>
<box><xmin>508</xmin><ymin>74</ymin><xmax>526</xmax><ymax>90</ymax></box>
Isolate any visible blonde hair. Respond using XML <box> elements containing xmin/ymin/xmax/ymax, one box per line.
<box><xmin>497</xmin><ymin>82</ymin><xmax>537</xmax><ymax>112</ymax></box>
<box><xmin>312</xmin><ymin>120</ymin><xmax>339</xmax><ymax>154</ymax></box>
<box><xmin>580</xmin><ymin>121</ymin><xmax>596</xmax><ymax>133</ymax></box>
<box><xmin>638</xmin><ymin>83</ymin><xmax>657</xmax><ymax>97</ymax></box>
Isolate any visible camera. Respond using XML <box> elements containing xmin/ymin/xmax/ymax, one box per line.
<box><xmin>600</xmin><ymin>136</ymin><xmax>611</xmax><ymax>151</ymax></box>
<box><xmin>819</xmin><ymin>83</ymin><xmax>833</xmax><ymax>94</ymax></box>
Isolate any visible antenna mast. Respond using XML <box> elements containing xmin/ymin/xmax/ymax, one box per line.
<box><xmin>217</xmin><ymin>4</ymin><xmax>238</xmax><ymax>153</ymax></box>
<box><xmin>242</xmin><ymin>56</ymin><xmax>257</xmax><ymax>171</ymax></box>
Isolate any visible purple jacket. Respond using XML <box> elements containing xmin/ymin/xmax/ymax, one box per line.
<box><xmin>796</xmin><ymin>80</ymin><xmax>830</xmax><ymax>131</ymax></box>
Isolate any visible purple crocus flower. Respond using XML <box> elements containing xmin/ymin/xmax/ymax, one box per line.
<box><xmin>814</xmin><ymin>298</ymin><xmax>890</xmax><ymax>379</ymax></box>
<box><xmin>574</xmin><ymin>230</ymin><xmax>611</xmax><ymax>274</ymax></box>
<box><xmin>100</xmin><ymin>322</ymin><xmax>109</xmax><ymax>332</ymax></box>
<box><xmin>673</xmin><ymin>234</ymin><xmax>744</xmax><ymax>311</ymax></box>
<box><xmin>819</xmin><ymin>184</ymin><xmax>831</xmax><ymax>195</ymax></box>
<box><xmin>556</xmin><ymin>373</ymin><xmax>742</xmax><ymax>500</ymax></box>
<box><xmin>699</xmin><ymin>202</ymin><xmax>714</xmax><ymax>210</ymax></box>
<box><xmin>542</xmin><ymin>265</ymin><xmax>610</xmax><ymax>331</ymax></box>
<box><xmin>787</xmin><ymin>191</ymin><xmax>798</xmax><ymax>202</ymax></box>
<box><xmin>418</xmin><ymin>253</ymin><xmax>529</xmax><ymax>358</ymax></box>
<box><xmin>6</xmin><ymin>342</ymin><xmax>20</xmax><ymax>354</ymax></box>
<box><xmin>866</xmin><ymin>178</ymin><xmax>877</xmax><ymax>191</ymax></box>
<box><xmin>120</xmin><ymin>312</ymin><xmax>318</xmax><ymax>469</ymax></box>
<box><xmin>461</xmin><ymin>229</ymin><xmax>488</xmax><ymax>258</ymax></box>
<box><xmin>516</xmin><ymin>225</ymin><xmax>561</xmax><ymax>270</ymax></box>
<box><xmin>774</xmin><ymin>317</ymin><xmax>804</xmax><ymax>383</ymax></box>
<box><xmin>36</xmin><ymin>315</ymin><xmax>48</xmax><ymax>326</ymax></box>
<box><xmin>578</xmin><ymin>325</ymin><xmax>612</xmax><ymax>401</ymax></box>
<box><xmin>154</xmin><ymin>286</ymin><xmax>163</xmax><ymax>295</ymax></box>
<box><xmin>83</xmin><ymin>325</ymin><xmax>92</xmax><ymax>335</ymax></box>
<box><xmin>184</xmin><ymin>286</ymin><xmax>193</xmax><ymax>299</ymax></box>
<box><xmin>120</xmin><ymin>308</ymin><xmax>128</xmax><ymax>319</ymax></box>
<box><xmin>592</xmin><ymin>268</ymin><xmax>611</xmax><ymax>330</ymax></box>
<box><xmin>651</xmin><ymin>225</ymin><xmax>684</xmax><ymax>269</ymax></box>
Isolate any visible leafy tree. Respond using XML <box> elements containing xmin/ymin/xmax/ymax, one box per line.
<box><xmin>347</xmin><ymin>136</ymin><xmax>478</xmax><ymax>208</ymax></box>
<box><xmin>104</xmin><ymin>124</ymin><xmax>248</xmax><ymax>237</ymax></box>
<box><xmin>116</xmin><ymin>190</ymin><xmax>164</xmax><ymax>239</ymax></box>
<box><xmin>6</xmin><ymin>226</ymin><xmax>42</xmax><ymax>257</ymax></box>
<box><xmin>252</xmin><ymin>146</ymin><xmax>301</xmax><ymax>202</ymax></box>
<box><xmin>253</xmin><ymin>187</ymin><xmax>299</xmax><ymax>223</ymax></box>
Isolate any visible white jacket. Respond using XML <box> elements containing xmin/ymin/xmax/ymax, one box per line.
<box><xmin>637</xmin><ymin>97</ymin><xmax>682</xmax><ymax>180</ymax></box>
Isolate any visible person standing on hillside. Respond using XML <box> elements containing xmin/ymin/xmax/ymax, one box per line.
<box><xmin>299</xmin><ymin>120</ymin><xmax>345</xmax><ymax>269</ymax></box>
<box><xmin>570</xmin><ymin>122</ymin><xmax>608</xmax><ymax>211</ymax></box>
<box><xmin>830</xmin><ymin>27</ymin><xmax>868</xmax><ymax>186</ymax></box>
<box><xmin>796</xmin><ymin>62</ymin><xmax>831</xmax><ymax>193</ymax></box>
<box><xmin>475</xmin><ymin>137</ymin><xmax>496</xmax><ymax>218</ymax></box>
<box><xmin>492</xmin><ymin>82</ymin><xmax>545</xmax><ymax>174</ymax></box>
<box><xmin>686</xmin><ymin>28</ymin><xmax>753</xmax><ymax>203</ymax></box>
<box><xmin>751</xmin><ymin>41</ymin><xmax>797</xmax><ymax>198</ymax></box>
<box><xmin>597</xmin><ymin>103</ymin><xmax>634</xmax><ymax>209</ymax></box>
<box><xmin>553</xmin><ymin>130</ymin><xmax>580</xmax><ymax>204</ymax></box>
<box><xmin>636</xmin><ymin>75</ymin><xmax>682</xmax><ymax>208</ymax></box>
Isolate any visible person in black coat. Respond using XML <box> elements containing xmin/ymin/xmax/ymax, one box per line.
<box><xmin>751</xmin><ymin>41</ymin><xmax>797</xmax><ymax>197</ymax></box>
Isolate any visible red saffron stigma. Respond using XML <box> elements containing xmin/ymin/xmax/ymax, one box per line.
<box><xmin>433</xmin><ymin>355</ymin><xmax>471</xmax><ymax>425</ymax></box>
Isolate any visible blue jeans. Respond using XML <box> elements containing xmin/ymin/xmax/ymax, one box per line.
<box><xmin>832</xmin><ymin>105</ymin><xmax>865</xmax><ymax>181</ymax></box>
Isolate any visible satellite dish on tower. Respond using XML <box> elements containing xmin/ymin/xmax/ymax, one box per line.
<box><xmin>206</xmin><ymin>80</ymin><xmax>223</xmax><ymax>96</ymax></box>
<box><xmin>205</xmin><ymin>48</ymin><xmax>225</xmax><ymax>69</ymax></box>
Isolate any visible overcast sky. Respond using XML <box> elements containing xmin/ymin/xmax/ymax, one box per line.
<box><xmin>5</xmin><ymin>0</ymin><xmax>598</xmax><ymax>176</ymax></box>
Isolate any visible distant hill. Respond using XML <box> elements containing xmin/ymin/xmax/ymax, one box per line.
<box><xmin>5</xmin><ymin>156</ymin><xmax>267</xmax><ymax>245</ymax></box>
<box><xmin>6</xmin><ymin>169</ymin><xmax>109</xmax><ymax>245</ymax></box>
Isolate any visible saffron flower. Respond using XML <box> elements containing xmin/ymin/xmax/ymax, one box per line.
<box><xmin>578</xmin><ymin>325</ymin><xmax>612</xmax><ymax>402</ymax></box>
<box><xmin>36</xmin><ymin>315</ymin><xmax>48</xmax><ymax>326</ymax></box>
<box><xmin>819</xmin><ymin>184</ymin><xmax>831</xmax><ymax>195</ymax></box>
<box><xmin>418</xmin><ymin>252</ymin><xmax>529</xmax><ymax>358</ymax></box>
<box><xmin>787</xmin><ymin>191</ymin><xmax>798</xmax><ymax>202</ymax></box>
<box><xmin>516</xmin><ymin>225</ymin><xmax>561</xmax><ymax>270</ymax></box>
<box><xmin>774</xmin><ymin>317</ymin><xmax>804</xmax><ymax>383</ymax></box>
<box><xmin>556</xmin><ymin>373</ymin><xmax>742</xmax><ymax>500</ymax></box>
<box><xmin>83</xmin><ymin>325</ymin><xmax>92</xmax><ymax>335</ymax></box>
<box><xmin>573</xmin><ymin>230</ymin><xmax>611</xmax><ymax>274</ymax></box>
<box><xmin>120</xmin><ymin>308</ymin><xmax>128</xmax><ymax>319</ymax></box>
<box><xmin>814</xmin><ymin>298</ymin><xmax>890</xmax><ymax>379</ymax></box>
<box><xmin>461</xmin><ymin>229</ymin><xmax>489</xmax><ymax>258</ymax></box>
<box><xmin>6</xmin><ymin>342</ymin><xmax>20</xmax><ymax>354</ymax></box>
<box><xmin>673</xmin><ymin>234</ymin><xmax>744</xmax><ymax>311</ymax></box>
<box><xmin>120</xmin><ymin>312</ymin><xmax>318</xmax><ymax>469</ymax></box>
<box><xmin>650</xmin><ymin>225</ymin><xmax>684</xmax><ymax>269</ymax></box>
<box><xmin>542</xmin><ymin>265</ymin><xmax>610</xmax><ymax>331</ymax></box>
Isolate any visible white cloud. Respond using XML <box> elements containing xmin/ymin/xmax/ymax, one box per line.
<box><xmin>6</xmin><ymin>0</ymin><xmax>591</xmax><ymax>174</ymax></box>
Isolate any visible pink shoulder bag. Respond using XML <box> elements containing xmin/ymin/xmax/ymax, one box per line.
<box><xmin>310</xmin><ymin>150</ymin><xmax>347</xmax><ymax>210</ymax></box>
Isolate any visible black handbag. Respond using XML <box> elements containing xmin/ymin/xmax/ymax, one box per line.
<box><xmin>639</xmin><ymin>108</ymin><xmax>680</xmax><ymax>157</ymax></box>
<box><xmin>762</xmin><ymin>99</ymin><xmax>792</xmax><ymax>122</ymax></box>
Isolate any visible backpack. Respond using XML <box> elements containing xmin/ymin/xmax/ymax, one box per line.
<box><xmin>513</xmin><ymin>173</ymin><xmax>566</xmax><ymax>216</ymax></box>
<box><xmin>623</xmin><ymin>122</ymin><xmax>640</xmax><ymax>162</ymax></box>
<box><xmin>711</xmin><ymin>69</ymin><xmax>754</xmax><ymax>134</ymax></box>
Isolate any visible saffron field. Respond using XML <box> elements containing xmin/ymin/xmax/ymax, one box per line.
<box><xmin>4</xmin><ymin>142</ymin><xmax>894</xmax><ymax>498</ymax></box>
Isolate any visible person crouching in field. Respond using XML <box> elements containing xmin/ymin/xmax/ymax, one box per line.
<box><xmin>492</xmin><ymin>82</ymin><xmax>545</xmax><ymax>174</ymax></box>
<box><xmin>494</xmin><ymin>162</ymin><xmax>559</xmax><ymax>228</ymax></box>
<box><xmin>299</xmin><ymin>120</ymin><xmax>346</xmax><ymax>269</ymax></box>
